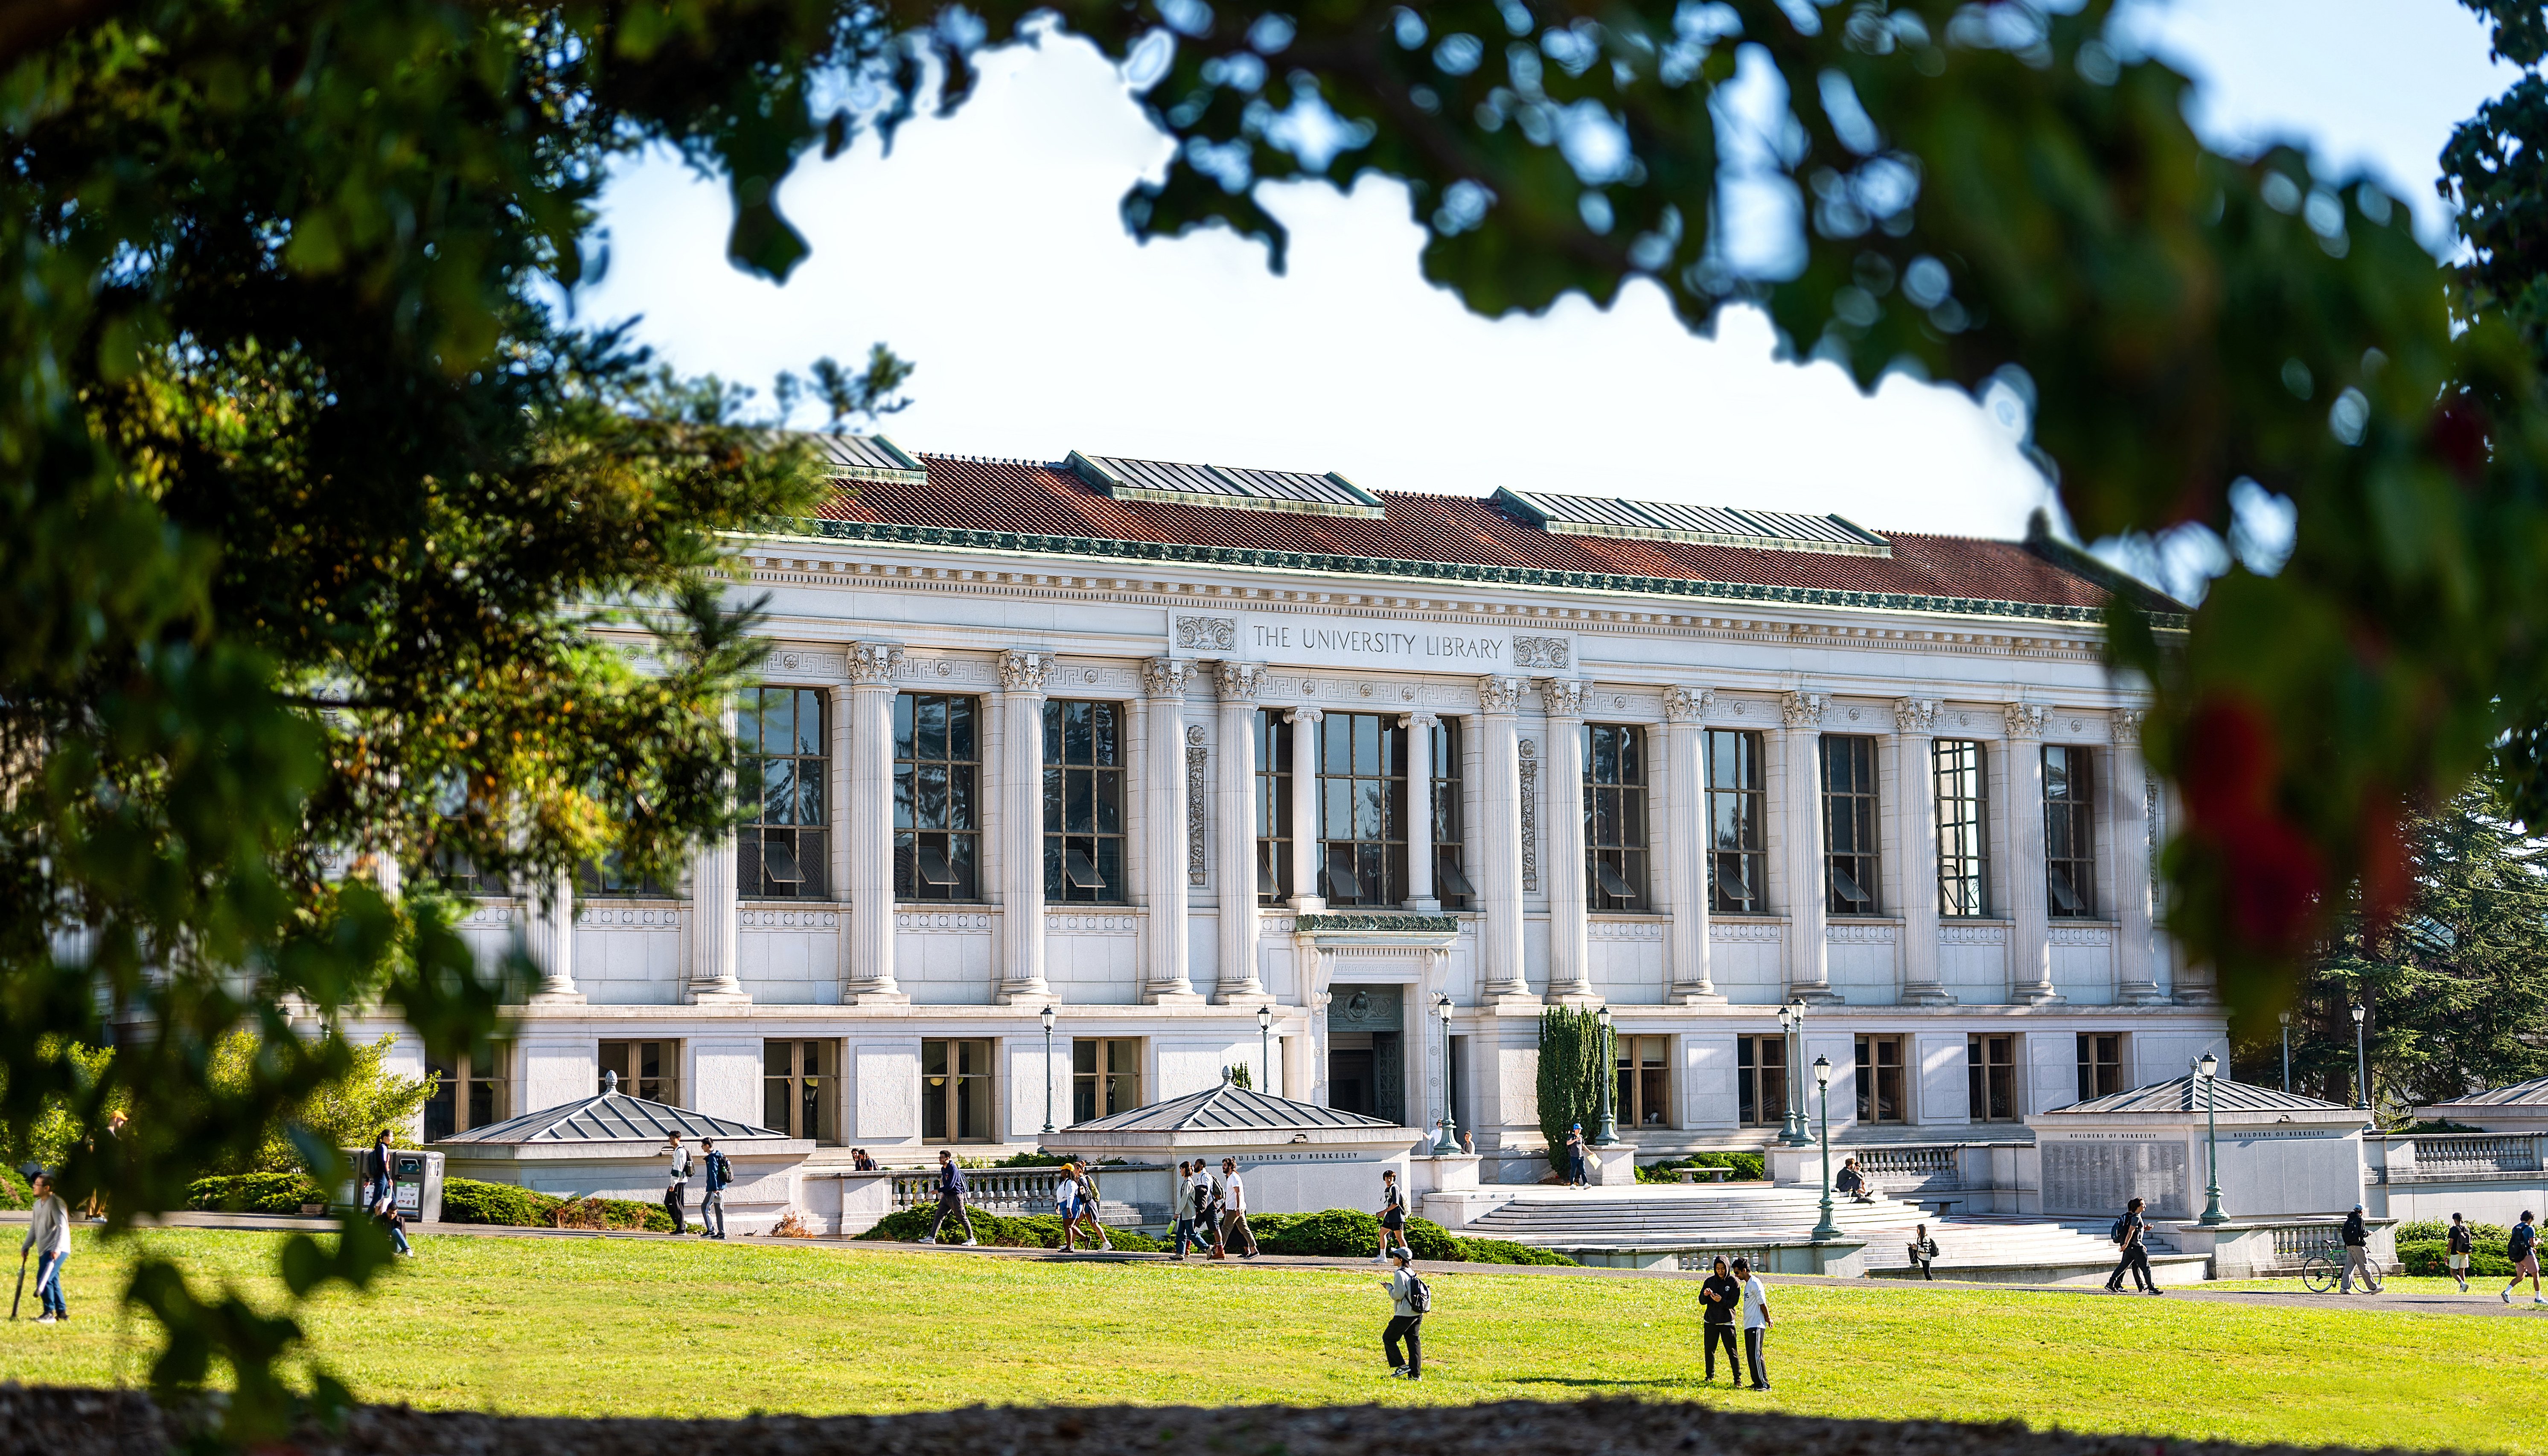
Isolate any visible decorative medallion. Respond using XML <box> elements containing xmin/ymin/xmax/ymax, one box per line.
<box><xmin>1175</xmin><ymin>615</ymin><xmax>1238</xmax><ymax>652</ymax></box>
<box><xmin>1511</xmin><ymin>635</ymin><xmax>1572</xmax><ymax>669</ymax></box>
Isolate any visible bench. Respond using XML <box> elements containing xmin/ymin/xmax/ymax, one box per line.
<box><xmin>1928</xmin><ymin>1199</ymin><xmax>1962</xmax><ymax>1219</ymax></box>
<box><xmin>1671</xmin><ymin>1166</ymin><xmax>1737</xmax><ymax>1183</ymax></box>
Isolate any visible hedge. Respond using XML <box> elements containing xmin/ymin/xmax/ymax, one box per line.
<box><xmin>1635</xmin><ymin>1152</ymin><xmax>1768</xmax><ymax>1184</ymax></box>
<box><xmin>2397</xmin><ymin>1239</ymin><xmax>2516</xmax><ymax>1278</ymax></box>
<box><xmin>2395</xmin><ymin>1218</ymin><xmax>2511</xmax><ymax>1248</ymax></box>
<box><xmin>438</xmin><ymin>1176</ymin><xmax>673</xmax><ymax>1233</ymax></box>
<box><xmin>185</xmin><ymin>1171</ymin><xmax>325</xmax><ymax>1214</ymax></box>
<box><xmin>0</xmin><ymin>1165</ymin><xmax>30</xmax><ymax>1211</ymax></box>
<box><xmin>859</xmin><ymin>1203</ymin><xmax>1573</xmax><ymax>1265</ymax></box>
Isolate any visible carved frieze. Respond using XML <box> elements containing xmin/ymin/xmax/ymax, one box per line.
<box><xmin>1709</xmin><ymin>921</ymin><xmax>1783</xmax><ymax>942</ymax></box>
<box><xmin>1519</xmin><ymin>739</ymin><xmax>1541</xmax><ymax>894</ymax></box>
<box><xmin>1511</xmin><ymin>635</ymin><xmax>1572</xmax><ymax>669</ymax></box>
<box><xmin>1186</xmin><ymin>725</ymin><xmax>1208</xmax><ymax>887</ymax></box>
<box><xmin>1175</xmin><ymin>615</ymin><xmax>1238</xmax><ymax>652</ymax></box>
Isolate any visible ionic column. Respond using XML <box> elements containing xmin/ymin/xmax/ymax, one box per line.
<box><xmin>1142</xmin><ymin>658</ymin><xmax>1201</xmax><ymax>1002</ymax></box>
<box><xmin>1285</xmin><ymin>706</ymin><xmax>1325</xmax><ymax>913</ymax></box>
<box><xmin>844</xmin><ymin>641</ymin><xmax>904</xmax><ymax>1002</ymax></box>
<box><xmin>1401</xmin><ymin>710</ymin><xmax>1439</xmax><ymax>911</ymax></box>
<box><xmin>1540</xmin><ymin>678</ymin><xmax>1593</xmax><ymax>1003</ymax></box>
<box><xmin>2004</xmin><ymin>702</ymin><xmax>2061</xmax><ymax>1004</ymax></box>
<box><xmin>688</xmin><ymin>694</ymin><xmax>747</xmax><ymax>1003</ymax></box>
<box><xmin>2110</xmin><ymin>708</ymin><xmax>2167</xmax><ymax>1004</ymax></box>
<box><xmin>526</xmin><ymin>867</ymin><xmax>585</xmax><ymax>1004</ymax></box>
<box><xmin>1896</xmin><ymin>697</ymin><xmax>1953</xmax><ymax>1006</ymax></box>
<box><xmin>1475</xmin><ymin>677</ymin><xmax>1529</xmax><ymax>1000</ymax></box>
<box><xmin>999</xmin><ymin>650</ymin><xmax>1054</xmax><ymax>1003</ymax></box>
<box><xmin>1662</xmin><ymin>687</ymin><xmax>1720</xmax><ymax>1003</ymax></box>
<box><xmin>1782</xmin><ymin>690</ymin><xmax>1836</xmax><ymax>1003</ymax></box>
<box><xmin>1215</xmin><ymin>663</ymin><xmax>1267</xmax><ymax>1001</ymax></box>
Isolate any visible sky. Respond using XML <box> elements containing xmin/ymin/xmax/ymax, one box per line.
<box><xmin>578</xmin><ymin>0</ymin><xmax>2517</xmax><ymax>559</ymax></box>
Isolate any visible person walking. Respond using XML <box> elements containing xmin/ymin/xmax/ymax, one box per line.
<box><xmin>1698</xmin><ymin>1255</ymin><xmax>1741</xmax><ymax>1383</ymax></box>
<box><xmin>1381</xmin><ymin>1246</ymin><xmax>1427</xmax><ymax>1379</ymax></box>
<box><xmin>2503</xmin><ymin>1211</ymin><xmax>2543</xmax><ymax>1304</ymax></box>
<box><xmin>2104</xmin><ymin>1197</ymin><xmax>2156</xmax><ymax>1294</ymax></box>
<box><xmin>2339</xmin><ymin>1203</ymin><xmax>2382</xmax><ymax>1295</ymax></box>
<box><xmin>82</xmin><ymin>1110</ymin><xmax>125</xmax><ymax>1224</ymax></box>
<box><xmin>1735</xmin><ymin>1256</ymin><xmax>1772</xmax><ymax>1391</ymax></box>
<box><xmin>1198</xmin><ymin>1161</ymin><xmax>1227</xmax><ymax>1259</ymax></box>
<box><xmin>1067</xmin><ymin>1162</ymin><xmax>1113</xmax><ymax>1251</ymax></box>
<box><xmin>2448</xmin><ymin>1212</ymin><xmax>2475</xmax><ymax>1293</ymax></box>
<box><xmin>22</xmin><ymin>1171</ymin><xmax>70</xmax><ymax>1325</ymax></box>
<box><xmin>661</xmin><ymin>1133</ymin><xmax>692</xmax><ymax>1236</ymax></box>
<box><xmin>1376</xmin><ymin>1170</ymin><xmax>1411</xmax><ymax>1262</ymax></box>
<box><xmin>1564</xmin><ymin>1124</ymin><xmax>1591</xmax><ymax>1188</ymax></box>
<box><xmin>1906</xmin><ymin>1224</ymin><xmax>1940</xmax><ymax>1281</ymax></box>
<box><xmin>364</xmin><ymin>1130</ymin><xmax>414</xmax><ymax>1258</ymax></box>
<box><xmin>1219</xmin><ymin>1158</ymin><xmax>1259</xmax><ymax>1258</ymax></box>
<box><xmin>1054</xmin><ymin>1158</ymin><xmax>1083</xmax><ymax>1251</ymax></box>
<box><xmin>922</xmin><ymin>1149</ymin><xmax>978</xmax><ymax>1246</ymax></box>
<box><xmin>698</xmin><ymin>1139</ymin><xmax>733</xmax><ymax>1240</ymax></box>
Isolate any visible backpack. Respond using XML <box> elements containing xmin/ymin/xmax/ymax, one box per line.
<box><xmin>1405</xmin><ymin>1275</ymin><xmax>1433</xmax><ymax>1314</ymax></box>
<box><xmin>708</xmin><ymin>1151</ymin><xmax>732</xmax><ymax>1187</ymax></box>
<box><xmin>2109</xmin><ymin>1216</ymin><xmax>2127</xmax><ymax>1246</ymax></box>
<box><xmin>2513</xmin><ymin>1223</ymin><xmax>2536</xmax><ymax>1263</ymax></box>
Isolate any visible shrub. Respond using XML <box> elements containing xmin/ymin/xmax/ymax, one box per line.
<box><xmin>1535</xmin><ymin>1008</ymin><xmax>1602</xmax><ymax>1174</ymax></box>
<box><xmin>1404</xmin><ymin>1216</ymin><xmax>1462</xmax><ymax>1262</ymax></box>
<box><xmin>1256</xmin><ymin>1208</ymin><xmax>1388</xmax><ymax>1258</ymax></box>
<box><xmin>2397</xmin><ymin>1238</ymin><xmax>2514</xmax><ymax>1278</ymax></box>
<box><xmin>1634</xmin><ymin>1152</ymin><xmax>1768</xmax><ymax>1184</ymax></box>
<box><xmin>185</xmin><ymin>1171</ymin><xmax>325</xmax><ymax>1214</ymax></box>
<box><xmin>1455</xmin><ymin>1235</ymin><xmax>1578</xmax><ymax>1266</ymax></box>
<box><xmin>0</xmin><ymin>1164</ymin><xmax>30</xmax><ymax>1211</ymax></box>
<box><xmin>1241</xmin><ymin>1212</ymin><xmax>1300</xmax><ymax>1243</ymax></box>
<box><xmin>2395</xmin><ymin>1219</ymin><xmax>2510</xmax><ymax>1247</ymax></box>
<box><xmin>856</xmin><ymin>1205</ymin><xmax>1161</xmax><ymax>1251</ymax></box>
<box><xmin>551</xmin><ymin>1196</ymin><xmax>673</xmax><ymax>1232</ymax></box>
<box><xmin>440</xmin><ymin>1177</ymin><xmax>561</xmax><ymax>1228</ymax></box>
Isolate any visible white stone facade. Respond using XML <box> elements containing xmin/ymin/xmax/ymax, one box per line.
<box><xmin>366</xmin><ymin>460</ymin><xmax>2227</xmax><ymax>1159</ymax></box>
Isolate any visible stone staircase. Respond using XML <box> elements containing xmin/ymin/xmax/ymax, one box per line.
<box><xmin>1455</xmin><ymin>1187</ymin><xmax>2210</xmax><ymax>1286</ymax></box>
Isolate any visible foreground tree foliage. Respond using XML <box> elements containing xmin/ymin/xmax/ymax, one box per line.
<box><xmin>9</xmin><ymin>0</ymin><xmax>2548</xmax><ymax>1431</ymax></box>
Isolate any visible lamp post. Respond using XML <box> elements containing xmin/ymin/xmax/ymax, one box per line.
<box><xmin>1257</xmin><ymin>1002</ymin><xmax>1274</xmax><ymax>1095</ymax></box>
<box><xmin>1040</xmin><ymin>1002</ymin><xmax>1057</xmax><ymax>1136</ymax></box>
<box><xmin>1810</xmin><ymin>1055</ymin><xmax>1841</xmax><ymax>1241</ymax></box>
<box><xmin>2197</xmin><ymin>1051</ymin><xmax>2228</xmax><ymax>1225</ymax></box>
<box><xmin>1432</xmin><ymin>994</ymin><xmax>1460</xmax><ymax>1154</ymax></box>
<box><xmin>2351</xmin><ymin>1002</ymin><xmax>2370</xmax><ymax>1112</ymax></box>
<box><xmin>1781</xmin><ymin>1000</ymin><xmax>1813</xmax><ymax>1147</ymax></box>
<box><xmin>2278</xmin><ymin>1010</ymin><xmax>2292</xmax><ymax>1096</ymax></box>
<box><xmin>1593</xmin><ymin>1004</ymin><xmax>1621</xmax><ymax>1146</ymax></box>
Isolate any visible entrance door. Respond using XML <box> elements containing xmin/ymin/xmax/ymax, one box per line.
<box><xmin>1326</xmin><ymin>984</ymin><xmax>1407</xmax><ymax>1124</ymax></box>
<box><xmin>1330</xmin><ymin>1033</ymin><xmax>1376</xmax><ymax>1116</ymax></box>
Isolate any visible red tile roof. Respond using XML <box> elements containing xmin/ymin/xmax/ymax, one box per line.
<box><xmin>809</xmin><ymin>454</ymin><xmax>2174</xmax><ymax>622</ymax></box>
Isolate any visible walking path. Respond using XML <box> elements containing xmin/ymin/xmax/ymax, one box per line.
<box><xmin>3</xmin><ymin>1208</ymin><xmax>2531</xmax><ymax>1317</ymax></box>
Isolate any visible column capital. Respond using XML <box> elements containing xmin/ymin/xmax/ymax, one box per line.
<box><xmin>847</xmin><ymin>641</ymin><xmax>903</xmax><ymax>686</ymax></box>
<box><xmin>1476</xmin><ymin>674</ymin><xmax>1525</xmax><ymax>715</ymax></box>
<box><xmin>1781</xmin><ymin>689</ymin><xmax>1828</xmax><ymax>729</ymax></box>
<box><xmin>1214</xmin><ymin>661</ymin><xmax>1264</xmax><ymax>701</ymax></box>
<box><xmin>1398</xmin><ymin>708</ymin><xmax>1441</xmax><ymax>730</ymax></box>
<box><xmin>1142</xmin><ymin>656</ymin><xmax>1194</xmax><ymax>700</ymax></box>
<box><xmin>2003</xmin><ymin>701</ymin><xmax>2048</xmax><ymax>739</ymax></box>
<box><xmin>1663</xmin><ymin>685</ymin><xmax>1715</xmax><ymax>723</ymax></box>
<box><xmin>1537</xmin><ymin>677</ymin><xmax>1587</xmax><ymax>719</ymax></box>
<box><xmin>1893</xmin><ymin>696</ymin><xmax>1941</xmax><ymax>734</ymax></box>
<box><xmin>999</xmin><ymin>649</ymin><xmax>1055</xmax><ymax>693</ymax></box>
<box><xmin>2111</xmin><ymin>707</ymin><xmax>2146</xmax><ymax>743</ymax></box>
<box><xmin>1285</xmin><ymin>704</ymin><xmax>1325</xmax><ymax>726</ymax></box>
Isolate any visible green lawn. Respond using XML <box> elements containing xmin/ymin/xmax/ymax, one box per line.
<box><xmin>5</xmin><ymin>1229</ymin><xmax>2546</xmax><ymax>1452</ymax></box>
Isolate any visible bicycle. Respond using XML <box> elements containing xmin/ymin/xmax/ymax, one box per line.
<box><xmin>2298</xmin><ymin>1239</ymin><xmax>2385</xmax><ymax>1293</ymax></box>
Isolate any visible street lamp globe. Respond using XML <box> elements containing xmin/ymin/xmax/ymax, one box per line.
<box><xmin>2277</xmin><ymin>1010</ymin><xmax>2290</xmax><ymax>1028</ymax></box>
<box><xmin>1813</xmin><ymin>1055</ymin><xmax>1832</xmax><ymax>1087</ymax></box>
<box><xmin>2351</xmin><ymin>1004</ymin><xmax>2367</xmax><ymax>1026</ymax></box>
<box><xmin>1040</xmin><ymin>1003</ymin><xmax>1055</xmax><ymax>1035</ymax></box>
<box><xmin>2198</xmin><ymin>1051</ymin><xmax>2218</xmax><ymax>1080</ymax></box>
<box><xmin>1256</xmin><ymin>1003</ymin><xmax>1272</xmax><ymax>1033</ymax></box>
<box><xmin>1435</xmin><ymin>993</ymin><xmax>1453</xmax><ymax>1024</ymax></box>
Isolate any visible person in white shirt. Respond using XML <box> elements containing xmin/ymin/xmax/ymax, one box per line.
<box><xmin>1382</xmin><ymin>1246</ymin><xmax>1425</xmax><ymax>1378</ymax></box>
<box><xmin>662</xmin><ymin>1135</ymin><xmax>692</xmax><ymax>1236</ymax></box>
<box><xmin>21</xmin><ymin>1171</ymin><xmax>71</xmax><ymax>1324</ymax></box>
<box><xmin>1218</xmin><ymin>1158</ymin><xmax>1258</xmax><ymax>1258</ymax></box>
<box><xmin>1734</xmin><ymin>1256</ymin><xmax>1772</xmax><ymax>1391</ymax></box>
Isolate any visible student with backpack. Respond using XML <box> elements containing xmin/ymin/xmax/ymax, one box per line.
<box><xmin>2503</xmin><ymin>1211</ymin><xmax>2544</xmax><ymax>1305</ymax></box>
<box><xmin>698</xmin><ymin>1139</ymin><xmax>733</xmax><ymax>1240</ymax></box>
<box><xmin>1375</xmin><ymin>1170</ymin><xmax>1411</xmax><ymax>1262</ymax></box>
<box><xmin>2448</xmin><ymin>1213</ymin><xmax>2475</xmax><ymax>1293</ymax></box>
<box><xmin>661</xmin><ymin>1134</ymin><xmax>692</xmax><ymax>1236</ymax></box>
<box><xmin>1171</xmin><ymin>1162</ymin><xmax>1200</xmax><ymax>1260</ymax></box>
<box><xmin>1905</xmin><ymin>1224</ymin><xmax>1940</xmax><ymax>1281</ymax></box>
<box><xmin>921</xmin><ymin>1150</ymin><xmax>978</xmax><ymax>1246</ymax></box>
<box><xmin>2103</xmin><ymin>1197</ymin><xmax>2156</xmax><ymax>1295</ymax></box>
<box><xmin>1381</xmin><ymin>1246</ymin><xmax>1429</xmax><ymax>1379</ymax></box>
<box><xmin>2338</xmin><ymin>1204</ymin><xmax>2382</xmax><ymax>1295</ymax></box>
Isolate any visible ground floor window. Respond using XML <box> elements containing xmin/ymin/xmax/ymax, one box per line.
<box><xmin>423</xmin><ymin>1045</ymin><xmax>512</xmax><ymax>1141</ymax></box>
<box><xmin>1855</xmin><ymin>1034</ymin><xmax>1907</xmax><ymax>1124</ymax></box>
<box><xmin>599</xmin><ymin>1040</ymin><xmax>680</xmax><ymax>1105</ymax></box>
<box><xmin>2077</xmin><ymin>1032</ymin><xmax>2126</xmax><ymax>1102</ymax></box>
<box><xmin>1737</xmin><ymin>1035</ymin><xmax>1788</xmax><ymax>1127</ymax></box>
<box><xmin>763</xmin><ymin>1039</ymin><xmax>836</xmax><ymax>1142</ymax></box>
<box><xmin>922</xmin><ymin>1038</ymin><xmax>995</xmax><ymax>1142</ymax></box>
<box><xmin>1968</xmin><ymin>1033</ymin><xmax>2018</xmax><ymax>1123</ymax></box>
<box><xmin>1613</xmin><ymin>1035</ymin><xmax>1671</xmax><ymax>1128</ymax></box>
<box><xmin>1073</xmin><ymin>1037</ymin><xmax>1143</xmax><ymax>1124</ymax></box>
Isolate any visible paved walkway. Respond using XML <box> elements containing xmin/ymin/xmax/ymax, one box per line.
<box><xmin>4</xmin><ymin>1209</ymin><xmax>2533</xmax><ymax>1317</ymax></box>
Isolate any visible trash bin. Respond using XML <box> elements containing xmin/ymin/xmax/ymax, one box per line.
<box><xmin>338</xmin><ymin>1147</ymin><xmax>445</xmax><ymax>1223</ymax></box>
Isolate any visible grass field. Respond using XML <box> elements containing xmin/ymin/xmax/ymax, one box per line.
<box><xmin>4</xmin><ymin>1229</ymin><xmax>2545</xmax><ymax>1452</ymax></box>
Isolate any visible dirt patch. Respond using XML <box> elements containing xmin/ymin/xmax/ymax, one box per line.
<box><xmin>0</xmin><ymin>1385</ymin><xmax>2437</xmax><ymax>1456</ymax></box>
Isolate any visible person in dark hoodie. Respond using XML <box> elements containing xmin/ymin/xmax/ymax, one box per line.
<box><xmin>2339</xmin><ymin>1203</ymin><xmax>2382</xmax><ymax>1295</ymax></box>
<box><xmin>1698</xmin><ymin>1255</ymin><xmax>1742</xmax><ymax>1383</ymax></box>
